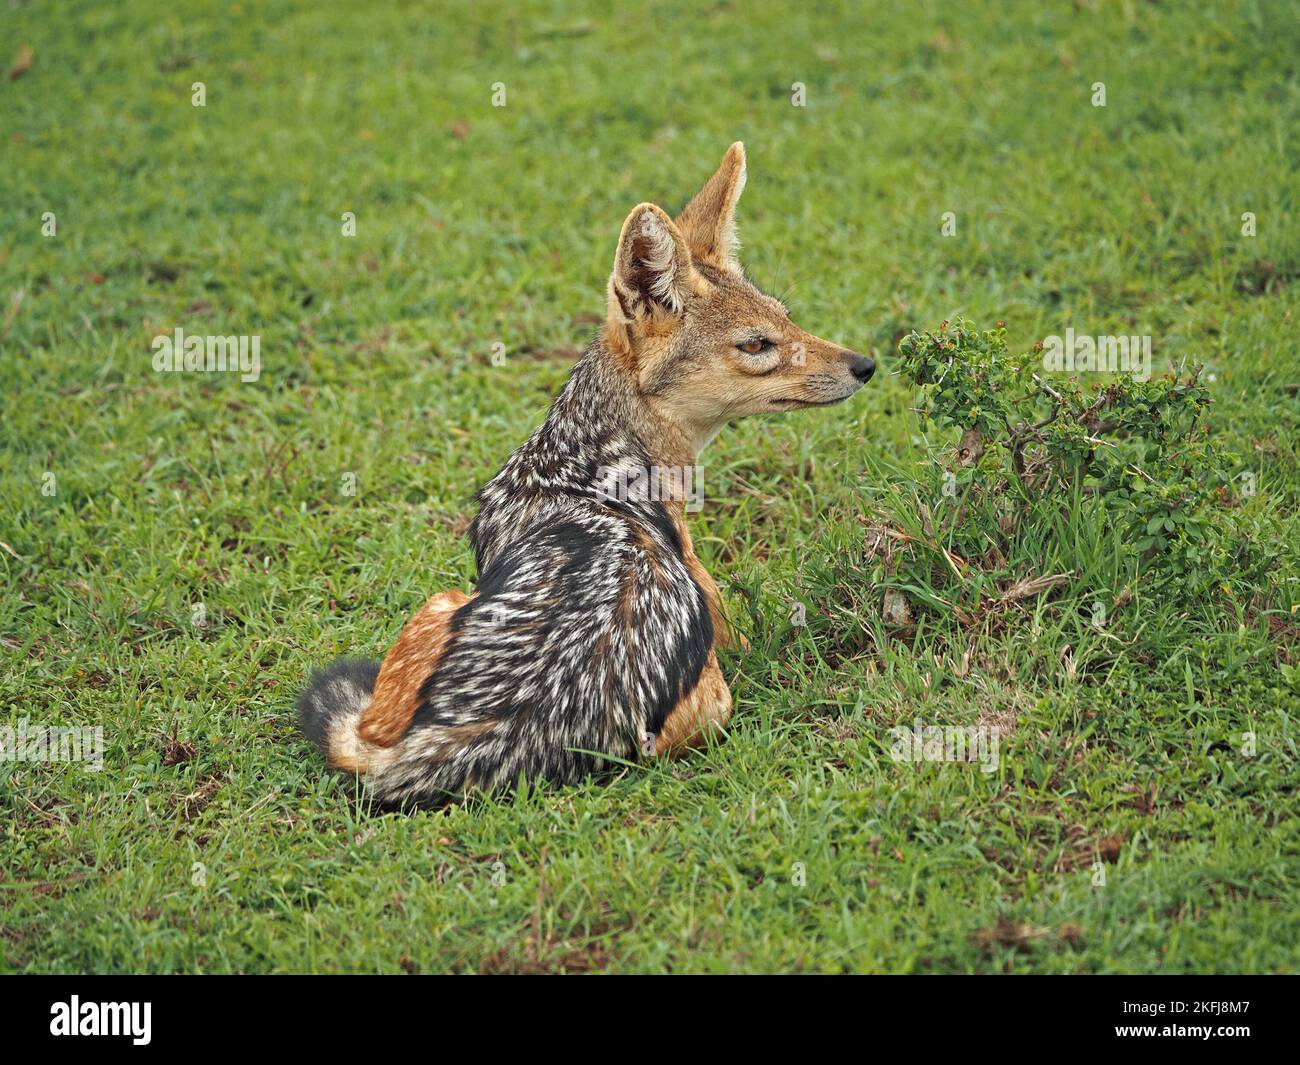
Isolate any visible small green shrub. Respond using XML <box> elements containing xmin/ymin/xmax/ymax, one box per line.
<box><xmin>851</xmin><ymin>319</ymin><xmax>1274</xmax><ymax>635</ymax></box>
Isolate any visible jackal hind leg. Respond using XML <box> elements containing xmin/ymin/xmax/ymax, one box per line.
<box><xmin>653</xmin><ymin>651</ymin><xmax>732</xmax><ymax>757</ymax></box>
<box><xmin>358</xmin><ymin>589</ymin><xmax>474</xmax><ymax>748</ymax></box>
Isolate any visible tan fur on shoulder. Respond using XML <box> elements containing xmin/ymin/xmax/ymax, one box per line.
<box><xmin>670</xmin><ymin>505</ymin><xmax>747</xmax><ymax>651</ymax></box>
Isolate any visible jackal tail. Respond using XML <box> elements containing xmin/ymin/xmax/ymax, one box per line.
<box><xmin>296</xmin><ymin>658</ymin><xmax>381</xmax><ymax>767</ymax></box>
<box><xmin>296</xmin><ymin>589</ymin><xmax>475</xmax><ymax>803</ymax></box>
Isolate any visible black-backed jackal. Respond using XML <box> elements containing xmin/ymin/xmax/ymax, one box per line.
<box><xmin>298</xmin><ymin>144</ymin><xmax>875</xmax><ymax>804</ymax></box>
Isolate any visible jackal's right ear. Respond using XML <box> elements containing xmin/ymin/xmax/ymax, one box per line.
<box><xmin>674</xmin><ymin>141</ymin><xmax>746</xmax><ymax>272</ymax></box>
<box><xmin>607</xmin><ymin>203</ymin><xmax>699</xmax><ymax>327</ymax></box>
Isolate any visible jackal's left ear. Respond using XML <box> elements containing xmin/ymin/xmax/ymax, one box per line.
<box><xmin>674</xmin><ymin>141</ymin><xmax>747</xmax><ymax>271</ymax></box>
<box><xmin>608</xmin><ymin>202</ymin><xmax>698</xmax><ymax>323</ymax></box>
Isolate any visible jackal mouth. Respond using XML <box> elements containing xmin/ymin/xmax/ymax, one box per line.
<box><xmin>770</xmin><ymin>393</ymin><xmax>853</xmax><ymax>409</ymax></box>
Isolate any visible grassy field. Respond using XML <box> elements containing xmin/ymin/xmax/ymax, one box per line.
<box><xmin>2</xmin><ymin>0</ymin><xmax>1297</xmax><ymax>973</ymax></box>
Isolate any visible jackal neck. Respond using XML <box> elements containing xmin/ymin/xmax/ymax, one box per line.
<box><xmin>569</xmin><ymin>341</ymin><xmax>698</xmax><ymax>469</ymax></box>
<box><xmin>468</xmin><ymin>342</ymin><xmax>700</xmax><ymax>573</ymax></box>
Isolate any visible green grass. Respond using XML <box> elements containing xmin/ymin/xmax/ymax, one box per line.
<box><xmin>2</xmin><ymin>0</ymin><xmax>1298</xmax><ymax>973</ymax></box>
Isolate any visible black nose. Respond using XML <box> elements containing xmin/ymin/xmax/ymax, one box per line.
<box><xmin>848</xmin><ymin>353</ymin><xmax>875</xmax><ymax>382</ymax></box>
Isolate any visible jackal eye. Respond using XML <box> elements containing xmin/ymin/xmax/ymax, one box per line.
<box><xmin>737</xmin><ymin>338</ymin><xmax>774</xmax><ymax>355</ymax></box>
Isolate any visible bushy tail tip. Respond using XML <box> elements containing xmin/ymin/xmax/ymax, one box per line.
<box><xmin>296</xmin><ymin>658</ymin><xmax>380</xmax><ymax>762</ymax></box>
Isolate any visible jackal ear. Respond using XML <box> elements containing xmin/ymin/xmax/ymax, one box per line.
<box><xmin>608</xmin><ymin>203</ymin><xmax>697</xmax><ymax>322</ymax></box>
<box><xmin>674</xmin><ymin>141</ymin><xmax>747</xmax><ymax>272</ymax></box>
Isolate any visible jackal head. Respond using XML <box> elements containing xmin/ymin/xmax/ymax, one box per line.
<box><xmin>602</xmin><ymin>142</ymin><xmax>874</xmax><ymax>454</ymax></box>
